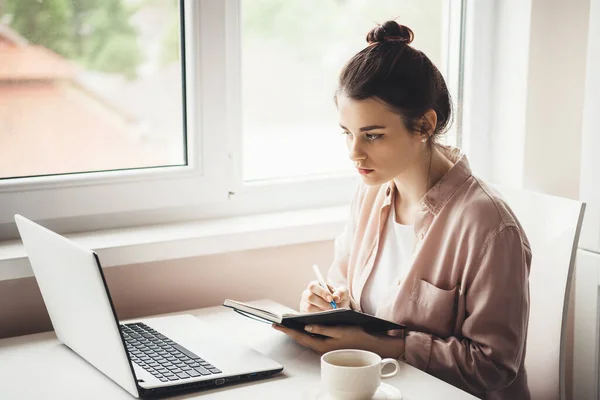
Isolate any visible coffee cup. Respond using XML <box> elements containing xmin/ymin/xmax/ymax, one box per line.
<box><xmin>320</xmin><ymin>349</ymin><xmax>400</xmax><ymax>399</ymax></box>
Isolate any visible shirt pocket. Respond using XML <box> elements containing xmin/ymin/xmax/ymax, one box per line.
<box><xmin>404</xmin><ymin>278</ymin><xmax>459</xmax><ymax>338</ymax></box>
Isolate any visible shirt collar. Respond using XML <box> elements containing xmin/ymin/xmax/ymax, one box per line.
<box><xmin>386</xmin><ymin>145</ymin><xmax>473</xmax><ymax>216</ymax></box>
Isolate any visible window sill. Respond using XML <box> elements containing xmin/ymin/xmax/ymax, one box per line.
<box><xmin>0</xmin><ymin>206</ymin><xmax>347</xmax><ymax>281</ymax></box>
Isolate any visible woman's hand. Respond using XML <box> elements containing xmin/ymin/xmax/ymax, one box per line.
<box><xmin>272</xmin><ymin>324</ymin><xmax>405</xmax><ymax>359</ymax></box>
<box><xmin>300</xmin><ymin>281</ymin><xmax>351</xmax><ymax>313</ymax></box>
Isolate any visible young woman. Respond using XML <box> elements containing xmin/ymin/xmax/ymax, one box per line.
<box><xmin>272</xmin><ymin>21</ymin><xmax>531</xmax><ymax>399</ymax></box>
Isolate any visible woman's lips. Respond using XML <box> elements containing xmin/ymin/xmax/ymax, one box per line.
<box><xmin>358</xmin><ymin>168</ymin><xmax>374</xmax><ymax>175</ymax></box>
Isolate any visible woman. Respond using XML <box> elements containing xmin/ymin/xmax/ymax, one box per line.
<box><xmin>272</xmin><ymin>21</ymin><xmax>531</xmax><ymax>399</ymax></box>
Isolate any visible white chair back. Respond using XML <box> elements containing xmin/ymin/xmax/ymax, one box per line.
<box><xmin>496</xmin><ymin>186</ymin><xmax>585</xmax><ymax>400</ymax></box>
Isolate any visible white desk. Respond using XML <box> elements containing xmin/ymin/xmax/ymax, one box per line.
<box><xmin>0</xmin><ymin>300</ymin><xmax>477</xmax><ymax>399</ymax></box>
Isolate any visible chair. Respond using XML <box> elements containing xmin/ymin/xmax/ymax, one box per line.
<box><xmin>495</xmin><ymin>185</ymin><xmax>585</xmax><ymax>400</ymax></box>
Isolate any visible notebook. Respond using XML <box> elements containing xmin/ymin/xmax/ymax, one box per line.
<box><xmin>222</xmin><ymin>299</ymin><xmax>404</xmax><ymax>334</ymax></box>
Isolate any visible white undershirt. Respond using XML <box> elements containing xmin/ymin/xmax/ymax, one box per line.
<box><xmin>361</xmin><ymin>205</ymin><xmax>416</xmax><ymax>315</ymax></box>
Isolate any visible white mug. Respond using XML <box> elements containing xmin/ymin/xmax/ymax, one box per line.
<box><xmin>321</xmin><ymin>349</ymin><xmax>400</xmax><ymax>400</ymax></box>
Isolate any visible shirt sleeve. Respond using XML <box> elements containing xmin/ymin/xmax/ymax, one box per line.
<box><xmin>403</xmin><ymin>226</ymin><xmax>531</xmax><ymax>395</ymax></box>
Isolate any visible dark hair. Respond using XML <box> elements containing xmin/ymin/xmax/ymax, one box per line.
<box><xmin>336</xmin><ymin>20</ymin><xmax>453</xmax><ymax>140</ymax></box>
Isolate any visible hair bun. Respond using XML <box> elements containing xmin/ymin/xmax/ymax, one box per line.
<box><xmin>366</xmin><ymin>21</ymin><xmax>414</xmax><ymax>45</ymax></box>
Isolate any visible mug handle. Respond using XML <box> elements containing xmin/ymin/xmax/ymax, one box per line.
<box><xmin>379</xmin><ymin>358</ymin><xmax>400</xmax><ymax>379</ymax></box>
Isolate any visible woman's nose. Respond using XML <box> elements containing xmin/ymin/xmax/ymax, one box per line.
<box><xmin>348</xmin><ymin>138</ymin><xmax>366</xmax><ymax>162</ymax></box>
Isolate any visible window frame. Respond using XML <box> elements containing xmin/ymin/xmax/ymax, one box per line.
<box><xmin>0</xmin><ymin>0</ymin><xmax>230</xmax><ymax>234</ymax></box>
<box><xmin>457</xmin><ymin>0</ymin><xmax>495</xmax><ymax>179</ymax></box>
<box><xmin>0</xmin><ymin>0</ymin><xmax>467</xmax><ymax>240</ymax></box>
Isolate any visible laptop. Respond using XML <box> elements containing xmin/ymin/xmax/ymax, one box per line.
<box><xmin>14</xmin><ymin>214</ymin><xmax>283</xmax><ymax>398</ymax></box>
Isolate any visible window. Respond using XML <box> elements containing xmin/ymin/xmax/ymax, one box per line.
<box><xmin>0</xmin><ymin>0</ymin><xmax>185</xmax><ymax>179</ymax></box>
<box><xmin>0</xmin><ymin>0</ymin><xmax>229</xmax><ymax>234</ymax></box>
<box><xmin>241</xmin><ymin>0</ymin><xmax>449</xmax><ymax>181</ymax></box>
<box><xmin>0</xmin><ymin>0</ymin><xmax>465</xmax><ymax>237</ymax></box>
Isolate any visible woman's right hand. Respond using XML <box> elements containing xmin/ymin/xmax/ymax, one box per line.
<box><xmin>300</xmin><ymin>281</ymin><xmax>351</xmax><ymax>313</ymax></box>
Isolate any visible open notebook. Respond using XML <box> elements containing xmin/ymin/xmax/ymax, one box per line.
<box><xmin>223</xmin><ymin>299</ymin><xmax>404</xmax><ymax>334</ymax></box>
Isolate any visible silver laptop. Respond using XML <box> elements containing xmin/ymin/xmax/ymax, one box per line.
<box><xmin>15</xmin><ymin>214</ymin><xmax>283</xmax><ymax>398</ymax></box>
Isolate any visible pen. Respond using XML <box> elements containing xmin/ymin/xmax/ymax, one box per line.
<box><xmin>312</xmin><ymin>264</ymin><xmax>337</xmax><ymax>309</ymax></box>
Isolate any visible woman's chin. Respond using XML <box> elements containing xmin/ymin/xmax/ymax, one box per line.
<box><xmin>359</xmin><ymin>173</ymin><xmax>387</xmax><ymax>186</ymax></box>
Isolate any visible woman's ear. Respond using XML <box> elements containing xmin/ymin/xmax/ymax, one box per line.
<box><xmin>420</xmin><ymin>109</ymin><xmax>438</xmax><ymax>140</ymax></box>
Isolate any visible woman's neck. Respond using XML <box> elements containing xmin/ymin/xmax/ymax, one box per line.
<box><xmin>392</xmin><ymin>145</ymin><xmax>454</xmax><ymax>222</ymax></box>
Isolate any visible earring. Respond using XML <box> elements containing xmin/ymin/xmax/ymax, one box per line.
<box><xmin>422</xmin><ymin>137</ymin><xmax>427</xmax><ymax>142</ymax></box>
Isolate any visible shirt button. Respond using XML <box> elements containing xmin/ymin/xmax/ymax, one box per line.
<box><xmin>386</xmin><ymin>187</ymin><xmax>391</xmax><ymax>196</ymax></box>
<box><xmin>420</xmin><ymin>233</ymin><xmax>425</xmax><ymax>240</ymax></box>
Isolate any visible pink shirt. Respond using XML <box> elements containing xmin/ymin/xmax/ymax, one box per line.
<box><xmin>327</xmin><ymin>146</ymin><xmax>531</xmax><ymax>399</ymax></box>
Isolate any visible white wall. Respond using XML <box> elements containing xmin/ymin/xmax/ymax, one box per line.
<box><xmin>579</xmin><ymin>0</ymin><xmax>600</xmax><ymax>253</ymax></box>
<box><xmin>523</xmin><ymin>0</ymin><xmax>589</xmax><ymax>199</ymax></box>
<box><xmin>488</xmin><ymin>0</ymin><xmax>532</xmax><ymax>189</ymax></box>
<box><xmin>574</xmin><ymin>3</ymin><xmax>600</xmax><ymax>397</ymax></box>
<box><xmin>483</xmin><ymin>0</ymin><xmax>590</xmax><ymax>200</ymax></box>
<box><xmin>574</xmin><ymin>249</ymin><xmax>600</xmax><ymax>400</ymax></box>
<box><xmin>0</xmin><ymin>240</ymin><xmax>334</xmax><ymax>339</ymax></box>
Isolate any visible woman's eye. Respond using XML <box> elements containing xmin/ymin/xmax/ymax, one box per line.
<box><xmin>366</xmin><ymin>134</ymin><xmax>383</xmax><ymax>141</ymax></box>
<box><xmin>341</xmin><ymin>131</ymin><xmax>352</xmax><ymax>137</ymax></box>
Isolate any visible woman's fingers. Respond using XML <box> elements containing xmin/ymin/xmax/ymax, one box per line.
<box><xmin>304</xmin><ymin>324</ymin><xmax>344</xmax><ymax>338</ymax></box>
<box><xmin>300</xmin><ymin>281</ymin><xmax>348</xmax><ymax>313</ymax></box>
<box><xmin>308</xmin><ymin>280</ymin><xmax>334</xmax><ymax>303</ymax></box>
<box><xmin>332</xmin><ymin>286</ymin><xmax>348</xmax><ymax>303</ymax></box>
<box><xmin>302</xmin><ymin>288</ymin><xmax>333</xmax><ymax>311</ymax></box>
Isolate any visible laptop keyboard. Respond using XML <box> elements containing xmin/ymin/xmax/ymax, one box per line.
<box><xmin>120</xmin><ymin>322</ymin><xmax>222</xmax><ymax>382</ymax></box>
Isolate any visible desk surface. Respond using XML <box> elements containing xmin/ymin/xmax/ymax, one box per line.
<box><xmin>0</xmin><ymin>300</ymin><xmax>477</xmax><ymax>399</ymax></box>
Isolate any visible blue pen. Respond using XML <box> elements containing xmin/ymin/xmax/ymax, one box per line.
<box><xmin>313</xmin><ymin>264</ymin><xmax>337</xmax><ymax>309</ymax></box>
